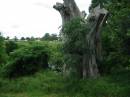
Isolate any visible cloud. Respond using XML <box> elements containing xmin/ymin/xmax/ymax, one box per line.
<box><xmin>0</xmin><ymin>0</ymin><xmax>91</xmax><ymax>39</ymax></box>
<box><xmin>11</xmin><ymin>25</ymin><xmax>20</xmax><ymax>29</ymax></box>
<box><xmin>34</xmin><ymin>2</ymin><xmax>51</xmax><ymax>9</ymax></box>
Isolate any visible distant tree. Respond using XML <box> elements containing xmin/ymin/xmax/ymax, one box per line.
<box><xmin>41</xmin><ymin>33</ymin><xmax>58</xmax><ymax>41</ymax></box>
<box><xmin>35</xmin><ymin>37</ymin><xmax>40</xmax><ymax>40</ymax></box>
<box><xmin>30</xmin><ymin>36</ymin><xmax>35</xmax><ymax>41</ymax></box>
<box><xmin>21</xmin><ymin>37</ymin><xmax>25</xmax><ymax>40</ymax></box>
<box><xmin>26</xmin><ymin>37</ymin><xmax>31</xmax><ymax>41</ymax></box>
<box><xmin>42</xmin><ymin>33</ymin><xmax>50</xmax><ymax>41</ymax></box>
<box><xmin>50</xmin><ymin>34</ymin><xmax>58</xmax><ymax>41</ymax></box>
<box><xmin>14</xmin><ymin>36</ymin><xmax>18</xmax><ymax>41</ymax></box>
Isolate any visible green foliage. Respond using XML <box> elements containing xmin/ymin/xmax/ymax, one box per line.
<box><xmin>63</xmin><ymin>18</ymin><xmax>88</xmax><ymax>70</ymax></box>
<box><xmin>90</xmin><ymin>0</ymin><xmax>107</xmax><ymax>10</ymax></box>
<box><xmin>90</xmin><ymin>0</ymin><xmax>130</xmax><ymax>73</ymax></box>
<box><xmin>48</xmin><ymin>41</ymin><xmax>64</xmax><ymax>71</ymax></box>
<box><xmin>102</xmin><ymin>0</ymin><xmax>130</xmax><ymax>73</ymax></box>
<box><xmin>20</xmin><ymin>37</ymin><xmax>25</xmax><ymax>40</ymax></box>
<box><xmin>2</xmin><ymin>43</ymin><xmax>50</xmax><ymax>78</ymax></box>
<box><xmin>41</xmin><ymin>33</ymin><xmax>58</xmax><ymax>41</ymax></box>
<box><xmin>10</xmin><ymin>40</ymin><xmax>64</xmax><ymax>72</ymax></box>
<box><xmin>14</xmin><ymin>36</ymin><xmax>18</xmax><ymax>41</ymax></box>
<box><xmin>5</xmin><ymin>41</ymin><xmax>18</xmax><ymax>55</ymax></box>
<box><xmin>0</xmin><ymin>33</ymin><xmax>7</xmax><ymax>64</ymax></box>
<box><xmin>0</xmin><ymin>70</ymin><xmax>130</xmax><ymax>97</ymax></box>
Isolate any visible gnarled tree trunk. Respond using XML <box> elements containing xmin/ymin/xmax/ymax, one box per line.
<box><xmin>82</xmin><ymin>5</ymin><xmax>109</xmax><ymax>78</ymax></box>
<box><xmin>53</xmin><ymin>0</ymin><xmax>82</xmax><ymax>25</ymax></box>
<box><xmin>53</xmin><ymin>0</ymin><xmax>108</xmax><ymax>79</ymax></box>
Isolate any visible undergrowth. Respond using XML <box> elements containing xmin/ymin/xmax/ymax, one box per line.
<box><xmin>0</xmin><ymin>70</ymin><xmax>130</xmax><ymax>97</ymax></box>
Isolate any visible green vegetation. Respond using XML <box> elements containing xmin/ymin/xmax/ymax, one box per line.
<box><xmin>0</xmin><ymin>33</ymin><xmax>7</xmax><ymax>64</ymax></box>
<box><xmin>41</xmin><ymin>33</ymin><xmax>58</xmax><ymax>41</ymax></box>
<box><xmin>91</xmin><ymin>0</ymin><xmax>130</xmax><ymax>74</ymax></box>
<box><xmin>0</xmin><ymin>70</ymin><xmax>130</xmax><ymax>97</ymax></box>
<box><xmin>2</xmin><ymin>44</ymin><xmax>49</xmax><ymax>78</ymax></box>
<box><xmin>5</xmin><ymin>41</ymin><xmax>18</xmax><ymax>55</ymax></box>
<box><xmin>0</xmin><ymin>35</ymin><xmax>129</xmax><ymax>97</ymax></box>
<box><xmin>62</xmin><ymin>18</ymin><xmax>89</xmax><ymax>77</ymax></box>
<box><xmin>0</xmin><ymin>0</ymin><xmax>130</xmax><ymax>96</ymax></box>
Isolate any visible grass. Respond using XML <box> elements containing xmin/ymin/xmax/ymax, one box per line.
<box><xmin>0</xmin><ymin>70</ymin><xmax>130</xmax><ymax>97</ymax></box>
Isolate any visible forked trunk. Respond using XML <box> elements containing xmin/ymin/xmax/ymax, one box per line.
<box><xmin>54</xmin><ymin>1</ymin><xmax>108</xmax><ymax>79</ymax></box>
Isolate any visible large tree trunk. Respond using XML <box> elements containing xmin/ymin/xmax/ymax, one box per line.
<box><xmin>54</xmin><ymin>1</ymin><xmax>108</xmax><ymax>79</ymax></box>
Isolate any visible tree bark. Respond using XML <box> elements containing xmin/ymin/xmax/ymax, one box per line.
<box><xmin>53</xmin><ymin>0</ymin><xmax>82</xmax><ymax>25</ymax></box>
<box><xmin>82</xmin><ymin>5</ymin><xmax>109</xmax><ymax>78</ymax></box>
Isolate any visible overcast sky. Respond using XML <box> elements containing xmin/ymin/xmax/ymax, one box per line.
<box><xmin>0</xmin><ymin>0</ymin><xmax>91</xmax><ymax>39</ymax></box>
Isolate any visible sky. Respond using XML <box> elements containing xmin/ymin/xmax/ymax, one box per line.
<box><xmin>0</xmin><ymin>0</ymin><xmax>91</xmax><ymax>39</ymax></box>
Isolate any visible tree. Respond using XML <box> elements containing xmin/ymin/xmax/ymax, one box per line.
<box><xmin>26</xmin><ymin>37</ymin><xmax>31</xmax><ymax>41</ymax></box>
<box><xmin>42</xmin><ymin>33</ymin><xmax>50</xmax><ymax>41</ymax></box>
<box><xmin>53</xmin><ymin>0</ymin><xmax>82</xmax><ymax>26</ymax></box>
<box><xmin>63</xmin><ymin>18</ymin><xmax>88</xmax><ymax>78</ymax></box>
<box><xmin>90</xmin><ymin>0</ymin><xmax>130</xmax><ymax>74</ymax></box>
<box><xmin>90</xmin><ymin>0</ymin><xmax>130</xmax><ymax>73</ymax></box>
<box><xmin>54</xmin><ymin>0</ymin><xmax>108</xmax><ymax>78</ymax></box>
<box><xmin>5</xmin><ymin>36</ymin><xmax>10</xmax><ymax>40</ymax></box>
<box><xmin>21</xmin><ymin>37</ymin><xmax>25</xmax><ymax>40</ymax></box>
<box><xmin>30</xmin><ymin>36</ymin><xmax>35</xmax><ymax>41</ymax></box>
<box><xmin>14</xmin><ymin>36</ymin><xmax>18</xmax><ymax>41</ymax></box>
<box><xmin>50</xmin><ymin>34</ymin><xmax>58</xmax><ymax>41</ymax></box>
<box><xmin>41</xmin><ymin>33</ymin><xmax>58</xmax><ymax>41</ymax></box>
<box><xmin>53</xmin><ymin>0</ymin><xmax>83</xmax><ymax>78</ymax></box>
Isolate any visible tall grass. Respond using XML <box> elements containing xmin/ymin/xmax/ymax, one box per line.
<box><xmin>0</xmin><ymin>70</ymin><xmax>130</xmax><ymax>97</ymax></box>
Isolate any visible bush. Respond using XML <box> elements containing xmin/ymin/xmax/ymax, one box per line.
<box><xmin>62</xmin><ymin>18</ymin><xmax>88</xmax><ymax>77</ymax></box>
<box><xmin>5</xmin><ymin>40</ymin><xmax>18</xmax><ymax>55</ymax></box>
<box><xmin>0</xmin><ymin>33</ymin><xmax>7</xmax><ymax>64</ymax></box>
<box><xmin>48</xmin><ymin>42</ymin><xmax>64</xmax><ymax>72</ymax></box>
<box><xmin>2</xmin><ymin>44</ymin><xmax>50</xmax><ymax>78</ymax></box>
<box><xmin>100</xmin><ymin>52</ymin><xmax>130</xmax><ymax>74</ymax></box>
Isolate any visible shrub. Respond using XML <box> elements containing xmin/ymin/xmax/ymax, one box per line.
<box><xmin>0</xmin><ymin>33</ymin><xmax>7</xmax><ymax>65</ymax></box>
<box><xmin>2</xmin><ymin>44</ymin><xmax>50</xmax><ymax>78</ymax></box>
<box><xmin>5</xmin><ymin>40</ymin><xmax>18</xmax><ymax>55</ymax></box>
<box><xmin>48</xmin><ymin>42</ymin><xmax>64</xmax><ymax>72</ymax></box>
